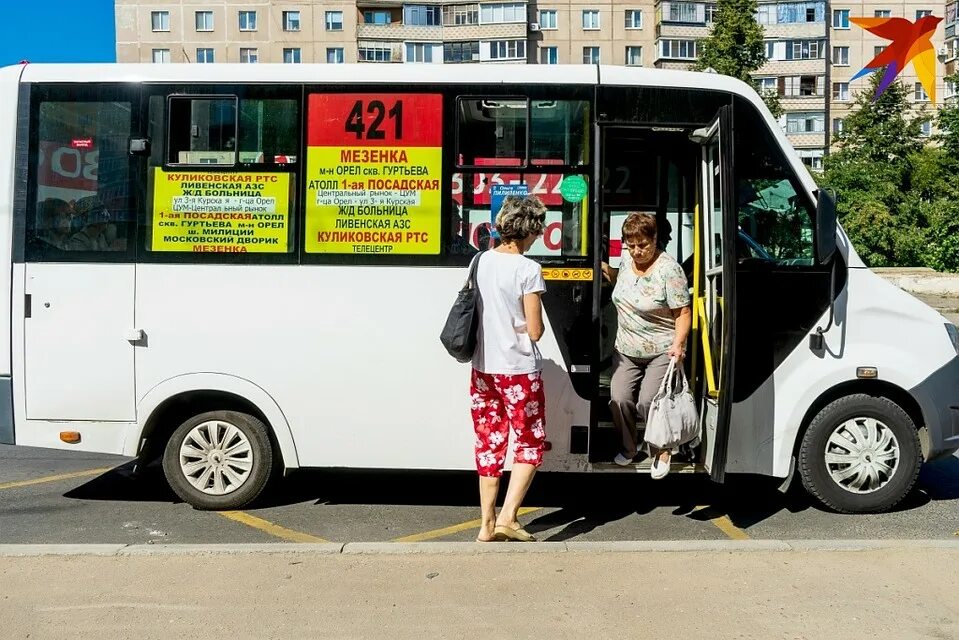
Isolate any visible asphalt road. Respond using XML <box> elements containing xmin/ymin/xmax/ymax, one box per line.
<box><xmin>1</xmin><ymin>443</ymin><xmax>956</xmax><ymax>545</ymax></box>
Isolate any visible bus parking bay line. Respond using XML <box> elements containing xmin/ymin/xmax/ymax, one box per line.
<box><xmin>0</xmin><ymin>467</ymin><xmax>115</xmax><ymax>491</ymax></box>
<box><xmin>692</xmin><ymin>506</ymin><xmax>751</xmax><ymax>541</ymax></box>
<box><xmin>217</xmin><ymin>511</ymin><xmax>330</xmax><ymax>544</ymax></box>
<box><xmin>393</xmin><ymin>507</ymin><xmax>543</xmax><ymax>543</ymax></box>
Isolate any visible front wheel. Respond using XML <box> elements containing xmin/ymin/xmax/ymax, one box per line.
<box><xmin>799</xmin><ymin>394</ymin><xmax>921</xmax><ymax>513</ymax></box>
<box><xmin>162</xmin><ymin>410</ymin><xmax>274</xmax><ymax>510</ymax></box>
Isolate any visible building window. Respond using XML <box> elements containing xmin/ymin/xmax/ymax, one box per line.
<box><xmin>151</xmin><ymin>11</ymin><xmax>170</xmax><ymax>32</ymax></box>
<box><xmin>326</xmin><ymin>48</ymin><xmax>345</xmax><ymax>64</ymax></box>
<box><xmin>786</xmin><ymin>112</ymin><xmax>825</xmax><ymax>133</ymax></box>
<box><xmin>283</xmin><ymin>48</ymin><xmax>302</xmax><ymax>63</ymax></box>
<box><xmin>832</xmin><ymin>46</ymin><xmax>849</xmax><ymax>65</ymax></box>
<box><xmin>659</xmin><ymin>39</ymin><xmax>698</xmax><ymax>59</ymax></box>
<box><xmin>706</xmin><ymin>4</ymin><xmax>718</xmax><ymax>22</ymax></box>
<box><xmin>916</xmin><ymin>9</ymin><xmax>932</xmax><ymax>19</ymax></box>
<box><xmin>405</xmin><ymin>5</ymin><xmax>442</xmax><ymax>25</ymax></box>
<box><xmin>832</xmin><ymin>82</ymin><xmax>849</xmax><ymax>100</ymax></box>
<box><xmin>283</xmin><ymin>11</ymin><xmax>301</xmax><ymax>31</ymax></box>
<box><xmin>196</xmin><ymin>48</ymin><xmax>215</xmax><ymax>63</ymax></box>
<box><xmin>625</xmin><ymin>9</ymin><xmax>643</xmax><ymax>28</ymax></box>
<box><xmin>445</xmin><ymin>41</ymin><xmax>480</xmax><ymax>62</ymax></box>
<box><xmin>443</xmin><ymin>4</ymin><xmax>479</xmax><ymax>25</ymax></box>
<box><xmin>663</xmin><ymin>2</ymin><xmax>704</xmax><ymax>23</ymax></box>
<box><xmin>540</xmin><ymin>46</ymin><xmax>558</xmax><ymax>64</ymax></box>
<box><xmin>946</xmin><ymin>80</ymin><xmax>956</xmax><ymax>100</ymax></box>
<box><xmin>152</xmin><ymin>48</ymin><xmax>171</xmax><ymax>63</ymax></box>
<box><xmin>757</xmin><ymin>2</ymin><xmax>825</xmax><ymax>25</ymax></box>
<box><xmin>789</xmin><ymin>40</ymin><xmax>821</xmax><ymax>59</ymax></box>
<box><xmin>364</xmin><ymin>10</ymin><xmax>391</xmax><ymax>24</ymax></box>
<box><xmin>833</xmin><ymin>118</ymin><xmax>844</xmax><ymax>134</ymax></box>
<box><xmin>239</xmin><ymin>11</ymin><xmax>257</xmax><ymax>31</ymax></box>
<box><xmin>358</xmin><ymin>45</ymin><xmax>394</xmax><ymax>62</ymax></box>
<box><xmin>326</xmin><ymin>11</ymin><xmax>344</xmax><ymax>31</ymax></box>
<box><xmin>583</xmin><ymin>46</ymin><xmax>600</xmax><ymax>63</ymax></box>
<box><xmin>240</xmin><ymin>48</ymin><xmax>258</xmax><ymax>63</ymax></box>
<box><xmin>539</xmin><ymin>9</ymin><xmax>558</xmax><ymax>29</ymax></box>
<box><xmin>406</xmin><ymin>42</ymin><xmax>438</xmax><ymax>62</ymax></box>
<box><xmin>195</xmin><ymin>11</ymin><xmax>214</xmax><ymax>32</ymax></box>
<box><xmin>921</xmin><ymin>120</ymin><xmax>932</xmax><ymax>136</ymax></box>
<box><xmin>757</xmin><ymin>77</ymin><xmax>777</xmax><ymax>93</ymax></box>
<box><xmin>487</xmin><ymin>39</ymin><xmax>526</xmax><ymax>59</ymax></box>
<box><xmin>480</xmin><ymin>3</ymin><xmax>525</xmax><ymax>23</ymax></box>
<box><xmin>874</xmin><ymin>9</ymin><xmax>891</xmax><ymax>17</ymax></box>
<box><xmin>765</xmin><ymin>41</ymin><xmax>776</xmax><ymax>59</ymax></box>
<box><xmin>915</xmin><ymin>83</ymin><xmax>929</xmax><ymax>101</ymax></box>
<box><xmin>625</xmin><ymin>46</ymin><xmax>643</xmax><ymax>65</ymax></box>
<box><xmin>582</xmin><ymin>10</ymin><xmax>600</xmax><ymax>29</ymax></box>
<box><xmin>874</xmin><ymin>45</ymin><xmax>886</xmax><ymax>57</ymax></box>
<box><xmin>832</xmin><ymin>9</ymin><xmax>849</xmax><ymax>28</ymax></box>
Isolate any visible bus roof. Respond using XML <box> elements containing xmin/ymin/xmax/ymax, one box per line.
<box><xmin>8</xmin><ymin>62</ymin><xmax>756</xmax><ymax>96</ymax></box>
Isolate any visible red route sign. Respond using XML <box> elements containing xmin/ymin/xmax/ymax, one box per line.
<box><xmin>307</xmin><ymin>93</ymin><xmax>442</xmax><ymax>148</ymax></box>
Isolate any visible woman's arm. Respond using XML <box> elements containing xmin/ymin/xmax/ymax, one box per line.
<box><xmin>523</xmin><ymin>292</ymin><xmax>545</xmax><ymax>342</ymax></box>
<box><xmin>600</xmin><ymin>261</ymin><xmax>619</xmax><ymax>284</ymax></box>
<box><xmin>667</xmin><ymin>305</ymin><xmax>692</xmax><ymax>360</ymax></box>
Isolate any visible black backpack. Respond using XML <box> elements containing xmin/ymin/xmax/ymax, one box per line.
<box><xmin>440</xmin><ymin>252</ymin><xmax>485</xmax><ymax>363</ymax></box>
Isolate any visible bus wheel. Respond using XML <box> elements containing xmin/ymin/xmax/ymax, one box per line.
<box><xmin>799</xmin><ymin>394</ymin><xmax>921</xmax><ymax>514</ymax></box>
<box><xmin>162</xmin><ymin>410</ymin><xmax>274</xmax><ymax>510</ymax></box>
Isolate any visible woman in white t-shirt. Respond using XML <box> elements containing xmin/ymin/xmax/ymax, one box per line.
<box><xmin>470</xmin><ymin>195</ymin><xmax>548</xmax><ymax>543</ymax></box>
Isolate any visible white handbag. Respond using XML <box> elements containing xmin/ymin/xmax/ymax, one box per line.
<box><xmin>644</xmin><ymin>357</ymin><xmax>700</xmax><ymax>450</ymax></box>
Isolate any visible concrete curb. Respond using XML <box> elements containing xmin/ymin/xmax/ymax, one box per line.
<box><xmin>873</xmin><ymin>269</ymin><xmax>959</xmax><ymax>297</ymax></box>
<box><xmin>1</xmin><ymin>540</ymin><xmax>957</xmax><ymax>557</ymax></box>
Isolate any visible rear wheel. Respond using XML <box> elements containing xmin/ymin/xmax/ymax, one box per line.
<box><xmin>162</xmin><ymin>410</ymin><xmax>274</xmax><ymax>510</ymax></box>
<box><xmin>799</xmin><ymin>394</ymin><xmax>921</xmax><ymax>513</ymax></box>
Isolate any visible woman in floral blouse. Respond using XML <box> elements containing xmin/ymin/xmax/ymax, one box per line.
<box><xmin>600</xmin><ymin>212</ymin><xmax>692</xmax><ymax>479</ymax></box>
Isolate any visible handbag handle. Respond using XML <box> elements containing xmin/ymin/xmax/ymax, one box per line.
<box><xmin>463</xmin><ymin>250</ymin><xmax>485</xmax><ymax>290</ymax></box>
<box><xmin>658</xmin><ymin>357</ymin><xmax>677</xmax><ymax>396</ymax></box>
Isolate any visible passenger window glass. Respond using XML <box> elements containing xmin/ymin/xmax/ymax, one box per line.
<box><xmin>168</xmin><ymin>97</ymin><xmax>238</xmax><ymax>165</ymax></box>
<box><xmin>451</xmin><ymin>171</ymin><xmax>589</xmax><ymax>258</ymax></box>
<box><xmin>456</xmin><ymin>98</ymin><xmax>527</xmax><ymax>167</ymax></box>
<box><xmin>237</xmin><ymin>99</ymin><xmax>299</xmax><ymax>165</ymax></box>
<box><xmin>734</xmin><ymin>97</ymin><xmax>815</xmax><ymax>265</ymax></box>
<box><xmin>28</xmin><ymin>100</ymin><xmax>133</xmax><ymax>257</ymax></box>
<box><xmin>456</xmin><ymin>98</ymin><xmax>590</xmax><ymax>168</ymax></box>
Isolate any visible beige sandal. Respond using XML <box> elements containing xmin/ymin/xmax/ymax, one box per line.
<box><xmin>493</xmin><ymin>525</ymin><xmax>536</xmax><ymax>542</ymax></box>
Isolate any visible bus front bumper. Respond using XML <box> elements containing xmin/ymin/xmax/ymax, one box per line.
<box><xmin>910</xmin><ymin>355</ymin><xmax>959</xmax><ymax>461</ymax></box>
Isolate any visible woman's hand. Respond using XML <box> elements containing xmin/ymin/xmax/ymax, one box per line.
<box><xmin>667</xmin><ymin>342</ymin><xmax>686</xmax><ymax>361</ymax></box>
<box><xmin>600</xmin><ymin>261</ymin><xmax>618</xmax><ymax>284</ymax></box>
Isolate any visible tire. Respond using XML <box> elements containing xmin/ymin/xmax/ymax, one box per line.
<box><xmin>162</xmin><ymin>410</ymin><xmax>274</xmax><ymax>510</ymax></box>
<box><xmin>799</xmin><ymin>394</ymin><xmax>921</xmax><ymax>514</ymax></box>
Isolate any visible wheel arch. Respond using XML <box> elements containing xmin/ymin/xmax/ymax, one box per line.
<box><xmin>130</xmin><ymin>373</ymin><xmax>299</xmax><ymax>469</ymax></box>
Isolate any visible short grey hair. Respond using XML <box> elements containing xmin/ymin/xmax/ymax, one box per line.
<box><xmin>494</xmin><ymin>195</ymin><xmax>547</xmax><ymax>243</ymax></box>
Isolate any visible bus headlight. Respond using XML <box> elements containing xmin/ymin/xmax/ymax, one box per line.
<box><xmin>947</xmin><ymin>323</ymin><xmax>959</xmax><ymax>355</ymax></box>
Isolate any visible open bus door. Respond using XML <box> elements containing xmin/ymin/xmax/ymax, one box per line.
<box><xmin>690</xmin><ymin>106</ymin><xmax>736</xmax><ymax>482</ymax></box>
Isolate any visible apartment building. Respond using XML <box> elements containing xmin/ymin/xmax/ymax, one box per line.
<box><xmin>115</xmin><ymin>0</ymin><xmax>952</xmax><ymax>169</ymax></box>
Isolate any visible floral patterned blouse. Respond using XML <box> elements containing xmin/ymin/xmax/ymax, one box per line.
<box><xmin>611</xmin><ymin>251</ymin><xmax>691</xmax><ymax>358</ymax></box>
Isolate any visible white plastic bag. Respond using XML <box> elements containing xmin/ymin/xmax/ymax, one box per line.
<box><xmin>644</xmin><ymin>357</ymin><xmax>699</xmax><ymax>450</ymax></box>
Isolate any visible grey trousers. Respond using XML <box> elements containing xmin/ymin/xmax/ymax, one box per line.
<box><xmin>608</xmin><ymin>350</ymin><xmax>672</xmax><ymax>457</ymax></box>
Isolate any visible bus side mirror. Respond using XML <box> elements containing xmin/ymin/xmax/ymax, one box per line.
<box><xmin>815</xmin><ymin>188</ymin><xmax>837</xmax><ymax>264</ymax></box>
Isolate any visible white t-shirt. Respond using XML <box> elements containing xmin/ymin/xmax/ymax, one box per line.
<box><xmin>471</xmin><ymin>250</ymin><xmax>547</xmax><ymax>375</ymax></box>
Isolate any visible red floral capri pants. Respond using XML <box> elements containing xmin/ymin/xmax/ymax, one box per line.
<box><xmin>470</xmin><ymin>368</ymin><xmax>546</xmax><ymax>477</ymax></box>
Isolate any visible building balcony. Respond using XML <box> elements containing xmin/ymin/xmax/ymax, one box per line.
<box><xmin>656</xmin><ymin>1</ymin><xmax>716</xmax><ymax>26</ymax></box>
<box><xmin>656</xmin><ymin>23</ymin><xmax>710</xmax><ymax>38</ymax></box>
<box><xmin>357</xmin><ymin>23</ymin><xmax>443</xmax><ymax>39</ymax></box>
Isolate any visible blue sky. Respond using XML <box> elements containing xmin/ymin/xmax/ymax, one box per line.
<box><xmin>0</xmin><ymin>0</ymin><xmax>116</xmax><ymax>66</ymax></box>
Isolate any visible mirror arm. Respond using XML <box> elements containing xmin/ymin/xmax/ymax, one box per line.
<box><xmin>810</xmin><ymin>255</ymin><xmax>837</xmax><ymax>351</ymax></box>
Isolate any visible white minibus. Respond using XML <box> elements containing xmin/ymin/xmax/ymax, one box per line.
<box><xmin>1</xmin><ymin>62</ymin><xmax>956</xmax><ymax>513</ymax></box>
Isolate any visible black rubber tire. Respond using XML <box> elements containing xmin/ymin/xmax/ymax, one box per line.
<box><xmin>799</xmin><ymin>394</ymin><xmax>921</xmax><ymax>514</ymax></box>
<box><xmin>162</xmin><ymin>410</ymin><xmax>274</xmax><ymax>510</ymax></box>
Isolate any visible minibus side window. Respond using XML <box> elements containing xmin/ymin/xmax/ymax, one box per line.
<box><xmin>733</xmin><ymin>96</ymin><xmax>816</xmax><ymax>266</ymax></box>
<box><xmin>26</xmin><ymin>90</ymin><xmax>135</xmax><ymax>261</ymax></box>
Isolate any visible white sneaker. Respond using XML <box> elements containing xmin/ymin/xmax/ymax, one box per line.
<box><xmin>613</xmin><ymin>452</ymin><xmax>635</xmax><ymax>466</ymax></box>
<box><xmin>650</xmin><ymin>454</ymin><xmax>671</xmax><ymax>479</ymax></box>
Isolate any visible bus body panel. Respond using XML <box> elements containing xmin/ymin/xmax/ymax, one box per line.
<box><xmin>0</xmin><ymin>66</ymin><xmax>22</xmax><ymax>444</ymax></box>
<box><xmin>133</xmin><ymin>264</ymin><xmax>590</xmax><ymax>471</ymax></box>
<box><xmin>770</xmin><ymin>266</ymin><xmax>958</xmax><ymax>476</ymax></box>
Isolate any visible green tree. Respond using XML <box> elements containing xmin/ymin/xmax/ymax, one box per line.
<box><xmin>821</xmin><ymin>73</ymin><xmax>932</xmax><ymax>267</ymax></box>
<box><xmin>936</xmin><ymin>73</ymin><xmax>959</xmax><ymax>165</ymax></box>
<box><xmin>693</xmin><ymin>0</ymin><xmax>782</xmax><ymax>117</ymax></box>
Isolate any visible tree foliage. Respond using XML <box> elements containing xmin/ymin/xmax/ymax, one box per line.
<box><xmin>819</xmin><ymin>72</ymin><xmax>959</xmax><ymax>271</ymax></box>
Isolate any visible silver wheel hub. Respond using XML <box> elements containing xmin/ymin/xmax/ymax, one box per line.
<box><xmin>179</xmin><ymin>420</ymin><xmax>254</xmax><ymax>496</ymax></box>
<box><xmin>824</xmin><ymin>417</ymin><xmax>900</xmax><ymax>495</ymax></box>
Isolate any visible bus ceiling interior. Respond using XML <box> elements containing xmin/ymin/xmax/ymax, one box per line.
<box><xmin>590</xmin><ymin>125</ymin><xmax>705</xmax><ymax>465</ymax></box>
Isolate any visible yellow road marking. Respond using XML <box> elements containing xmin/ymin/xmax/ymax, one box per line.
<box><xmin>393</xmin><ymin>507</ymin><xmax>542</xmax><ymax>543</ymax></box>
<box><xmin>218</xmin><ymin>511</ymin><xmax>329</xmax><ymax>543</ymax></box>
<box><xmin>0</xmin><ymin>467</ymin><xmax>113</xmax><ymax>491</ymax></box>
<box><xmin>694</xmin><ymin>506</ymin><xmax>751</xmax><ymax>540</ymax></box>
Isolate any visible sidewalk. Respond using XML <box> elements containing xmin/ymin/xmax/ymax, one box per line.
<box><xmin>2</xmin><ymin>545</ymin><xmax>957</xmax><ymax>639</ymax></box>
